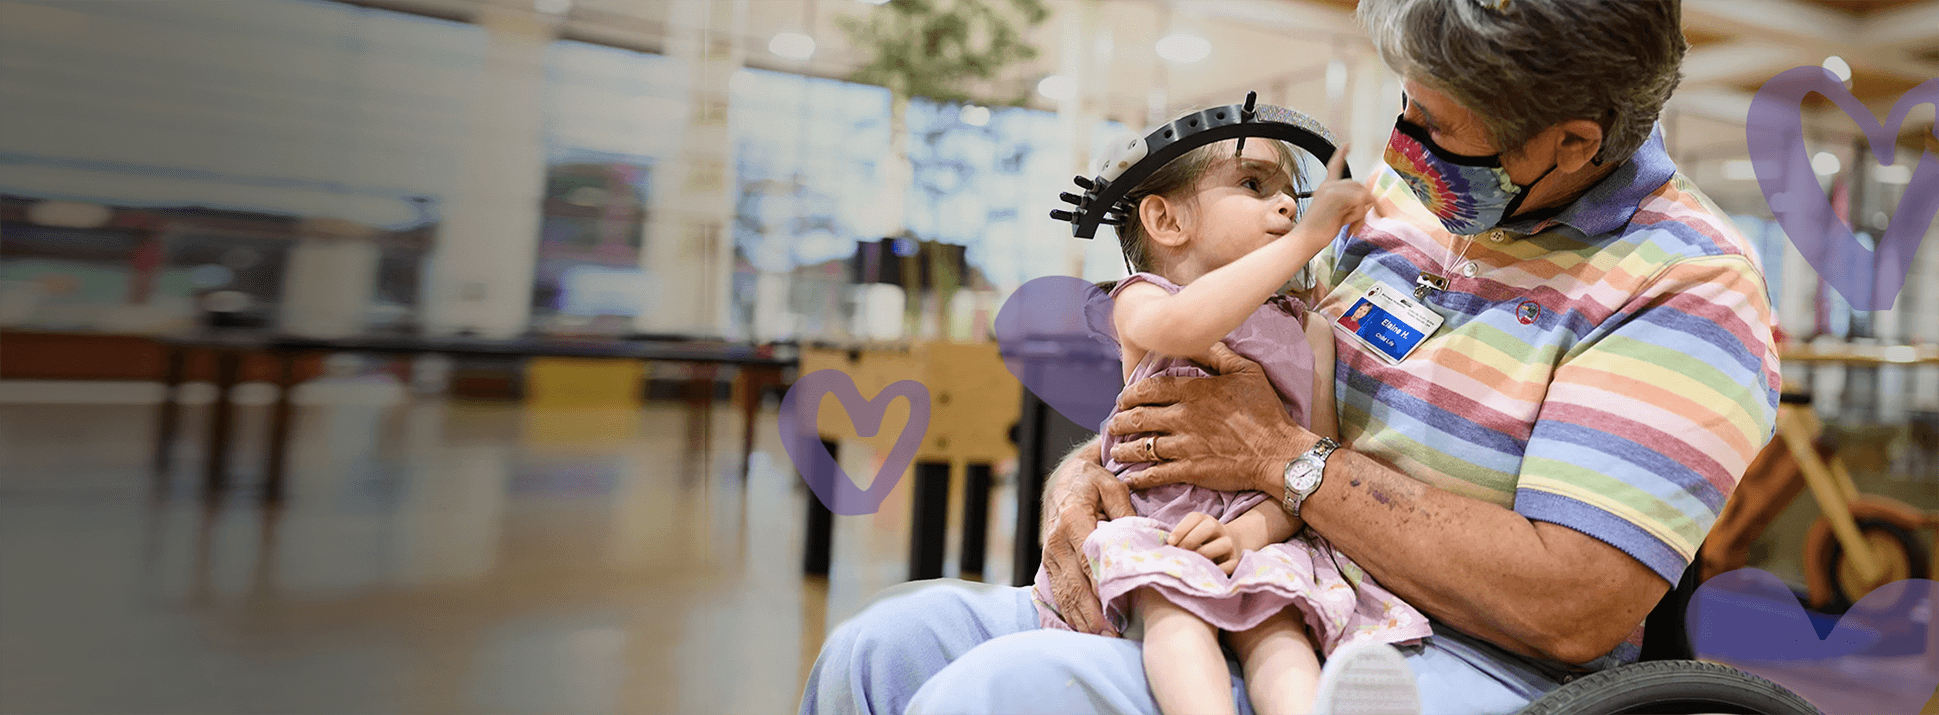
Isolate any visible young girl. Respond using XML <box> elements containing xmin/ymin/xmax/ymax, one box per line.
<box><xmin>1033</xmin><ymin>134</ymin><xmax>1433</xmax><ymax>715</ymax></box>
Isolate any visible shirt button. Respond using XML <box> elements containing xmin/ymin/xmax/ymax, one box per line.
<box><xmin>1461</xmin><ymin>262</ymin><xmax>1479</xmax><ymax>277</ymax></box>
<box><xmin>1491</xmin><ymin>231</ymin><xmax>1509</xmax><ymax>243</ymax></box>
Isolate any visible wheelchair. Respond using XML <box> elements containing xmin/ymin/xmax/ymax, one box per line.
<box><xmin>1509</xmin><ymin>554</ymin><xmax>1824</xmax><ymax>715</ymax></box>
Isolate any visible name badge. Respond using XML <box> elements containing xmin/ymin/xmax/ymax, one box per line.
<box><xmin>1335</xmin><ymin>282</ymin><xmax>1445</xmax><ymax>365</ymax></box>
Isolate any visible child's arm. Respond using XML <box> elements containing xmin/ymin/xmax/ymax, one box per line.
<box><xmin>1113</xmin><ymin>231</ymin><xmax>1334</xmax><ymax>360</ymax></box>
<box><xmin>1304</xmin><ymin>309</ymin><xmax>1339</xmax><ymax>441</ymax></box>
<box><xmin>1115</xmin><ymin>150</ymin><xmax>1370</xmax><ymax>360</ymax></box>
<box><xmin>1226</xmin><ymin>499</ymin><xmax>1302</xmax><ymax>553</ymax></box>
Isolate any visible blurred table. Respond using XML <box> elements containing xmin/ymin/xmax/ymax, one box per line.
<box><xmin>1779</xmin><ymin>344</ymin><xmax>1939</xmax><ymax>365</ymax></box>
<box><xmin>153</xmin><ymin>332</ymin><xmax>796</xmax><ymax>503</ymax></box>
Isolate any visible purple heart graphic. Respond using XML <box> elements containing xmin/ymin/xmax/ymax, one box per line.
<box><xmin>777</xmin><ymin>369</ymin><xmax>930</xmax><ymax>516</ymax></box>
<box><xmin>1748</xmin><ymin>67</ymin><xmax>1939</xmax><ymax>311</ymax></box>
<box><xmin>1691</xmin><ymin>568</ymin><xmax>1939</xmax><ymax>715</ymax></box>
<box><xmin>993</xmin><ymin>275</ymin><xmax>1125</xmax><ymax>430</ymax></box>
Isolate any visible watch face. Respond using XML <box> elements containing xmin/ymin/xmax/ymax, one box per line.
<box><xmin>1289</xmin><ymin>458</ymin><xmax>1322</xmax><ymax>491</ymax></box>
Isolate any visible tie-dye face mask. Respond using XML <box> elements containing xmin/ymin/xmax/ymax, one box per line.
<box><xmin>1383</xmin><ymin>115</ymin><xmax>1557</xmax><ymax>235</ymax></box>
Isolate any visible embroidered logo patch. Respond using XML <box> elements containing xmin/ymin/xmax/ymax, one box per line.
<box><xmin>1515</xmin><ymin>300</ymin><xmax>1541</xmax><ymax>325</ymax></box>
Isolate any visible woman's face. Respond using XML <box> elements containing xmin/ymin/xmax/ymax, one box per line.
<box><xmin>1178</xmin><ymin>139</ymin><xmax>1301</xmax><ymax>269</ymax></box>
<box><xmin>1398</xmin><ymin>78</ymin><xmax>1557</xmax><ymax>188</ymax></box>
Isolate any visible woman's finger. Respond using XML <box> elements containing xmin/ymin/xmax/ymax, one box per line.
<box><xmin>1203</xmin><ymin>341</ymin><xmax>1264</xmax><ymax>378</ymax></box>
<box><xmin>1106</xmin><ymin>434</ymin><xmax>1183</xmax><ymax>465</ymax></box>
<box><xmin>1121</xmin><ymin>461</ymin><xmax>1193</xmax><ymax>491</ymax></box>
<box><xmin>1115</xmin><ymin>373</ymin><xmax>1191</xmax><ymax>411</ymax></box>
<box><xmin>1046</xmin><ymin>520</ymin><xmax>1114</xmax><ymax>637</ymax></box>
<box><xmin>1094</xmin><ymin>469</ymin><xmax>1137</xmax><ymax>520</ymax></box>
<box><xmin>1106</xmin><ymin>404</ymin><xmax>1182</xmax><ymax>438</ymax></box>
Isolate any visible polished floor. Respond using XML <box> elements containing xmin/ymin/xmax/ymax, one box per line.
<box><xmin>1</xmin><ymin>377</ymin><xmax>1022</xmax><ymax>714</ymax></box>
<box><xmin>2</xmin><ymin>376</ymin><xmax>1934</xmax><ymax>714</ymax></box>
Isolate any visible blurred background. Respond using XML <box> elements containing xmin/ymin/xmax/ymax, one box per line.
<box><xmin>0</xmin><ymin>0</ymin><xmax>1934</xmax><ymax>713</ymax></box>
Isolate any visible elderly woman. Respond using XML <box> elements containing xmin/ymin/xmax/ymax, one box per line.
<box><xmin>800</xmin><ymin>0</ymin><xmax>1780</xmax><ymax>713</ymax></box>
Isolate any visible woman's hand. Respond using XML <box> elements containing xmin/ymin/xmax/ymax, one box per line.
<box><xmin>1042</xmin><ymin>445</ymin><xmax>1136</xmax><ymax>637</ymax></box>
<box><xmin>1105</xmin><ymin>342</ymin><xmax>1317</xmax><ymax>494</ymax></box>
<box><xmin>1168</xmin><ymin>512</ymin><xmax>1241</xmax><ymax>575</ymax></box>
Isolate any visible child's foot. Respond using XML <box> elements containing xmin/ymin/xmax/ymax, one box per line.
<box><xmin>1313</xmin><ymin>643</ymin><xmax>1420</xmax><ymax>715</ymax></box>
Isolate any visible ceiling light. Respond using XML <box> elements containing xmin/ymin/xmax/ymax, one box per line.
<box><xmin>769</xmin><ymin>33</ymin><xmax>815</xmax><ymax>60</ymax></box>
<box><xmin>1821</xmin><ymin>55</ymin><xmax>1852</xmax><ymax>83</ymax></box>
<box><xmin>1037</xmin><ymin>75</ymin><xmax>1075</xmax><ymax>102</ymax></box>
<box><xmin>1812</xmin><ymin>152</ymin><xmax>1842</xmax><ymax>176</ymax></box>
<box><xmin>1156</xmin><ymin>33</ymin><xmax>1211</xmax><ymax>64</ymax></box>
<box><xmin>1877</xmin><ymin>164</ymin><xmax>1912</xmax><ymax>184</ymax></box>
<box><xmin>1721</xmin><ymin>159</ymin><xmax>1757</xmax><ymax>181</ymax></box>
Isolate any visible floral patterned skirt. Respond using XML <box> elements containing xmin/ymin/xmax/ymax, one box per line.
<box><xmin>1032</xmin><ymin>516</ymin><xmax>1433</xmax><ymax>657</ymax></box>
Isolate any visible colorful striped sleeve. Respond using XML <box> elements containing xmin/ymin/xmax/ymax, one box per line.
<box><xmin>1513</xmin><ymin>253</ymin><xmax>1781</xmax><ymax>583</ymax></box>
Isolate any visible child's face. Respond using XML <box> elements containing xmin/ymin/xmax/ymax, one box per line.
<box><xmin>1178</xmin><ymin>140</ymin><xmax>1301</xmax><ymax>271</ymax></box>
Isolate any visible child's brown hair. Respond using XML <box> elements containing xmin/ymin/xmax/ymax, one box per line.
<box><xmin>1114</xmin><ymin>137</ymin><xmax>1305</xmax><ymax>274</ymax></box>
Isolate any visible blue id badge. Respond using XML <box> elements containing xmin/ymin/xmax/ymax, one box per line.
<box><xmin>1335</xmin><ymin>282</ymin><xmax>1444</xmax><ymax>364</ymax></box>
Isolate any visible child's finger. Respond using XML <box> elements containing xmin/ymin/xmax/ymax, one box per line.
<box><xmin>1197</xmin><ymin>536</ymin><xmax>1234</xmax><ymax>563</ymax></box>
<box><xmin>1217</xmin><ymin>552</ymin><xmax>1240</xmax><ymax>575</ymax></box>
<box><xmin>1166</xmin><ymin>512</ymin><xmax>1207</xmax><ymax>546</ymax></box>
<box><xmin>1325</xmin><ymin>143</ymin><xmax>1350</xmax><ymax>183</ymax></box>
<box><xmin>1174</xmin><ymin>515</ymin><xmax>1222</xmax><ymax>550</ymax></box>
<box><xmin>1369</xmin><ymin>194</ymin><xmax>1395</xmax><ymax>219</ymax></box>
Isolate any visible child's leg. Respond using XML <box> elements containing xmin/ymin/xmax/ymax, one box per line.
<box><xmin>1134</xmin><ymin>587</ymin><xmax>1236</xmax><ymax>715</ymax></box>
<box><xmin>1226</xmin><ymin>608</ymin><xmax>1323</xmax><ymax>715</ymax></box>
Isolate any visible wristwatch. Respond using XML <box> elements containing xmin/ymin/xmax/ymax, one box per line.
<box><xmin>1281</xmin><ymin>437</ymin><xmax>1340</xmax><ymax>519</ymax></box>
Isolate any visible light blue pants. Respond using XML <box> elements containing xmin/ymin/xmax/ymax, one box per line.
<box><xmin>799</xmin><ymin>579</ymin><xmax>1578</xmax><ymax>715</ymax></box>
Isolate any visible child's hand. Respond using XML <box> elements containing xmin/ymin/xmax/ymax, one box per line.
<box><xmin>1167</xmin><ymin>511</ymin><xmax>1242</xmax><ymax>575</ymax></box>
<box><xmin>1298</xmin><ymin>145</ymin><xmax>1376</xmax><ymax>239</ymax></box>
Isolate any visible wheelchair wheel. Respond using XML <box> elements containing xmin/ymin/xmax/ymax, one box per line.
<box><xmin>1515</xmin><ymin>660</ymin><xmax>1821</xmax><ymax>715</ymax></box>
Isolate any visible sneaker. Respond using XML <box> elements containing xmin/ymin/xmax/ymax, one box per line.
<box><xmin>1313</xmin><ymin>643</ymin><xmax>1421</xmax><ymax>715</ymax></box>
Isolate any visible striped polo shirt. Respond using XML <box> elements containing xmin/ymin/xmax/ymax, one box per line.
<box><xmin>1303</xmin><ymin>128</ymin><xmax>1782</xmax><ymax>663</ymax></box>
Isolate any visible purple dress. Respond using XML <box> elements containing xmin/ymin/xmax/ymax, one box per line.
<box><xmin>1031</xmin><ymin>273</ymin><xmax>1432</xmax><ymax>656</ymax></box>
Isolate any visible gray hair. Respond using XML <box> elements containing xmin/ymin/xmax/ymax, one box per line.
<box><xmin>1357</xmin><ymin>0</ymin><xmax>1686</xmax><ymax>164</ymax></box>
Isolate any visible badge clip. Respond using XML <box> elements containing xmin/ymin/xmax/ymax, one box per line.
<box><xmin>1413</xmin><ymin>273</ymin><xmax>1449</xmax><ymax>299</ymax></box>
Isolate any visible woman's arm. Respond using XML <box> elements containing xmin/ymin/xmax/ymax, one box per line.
<box><xmin>1102</xmin><ymin>343</ymin><xmax>1668</xmax><ymax>664</ymax></box>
